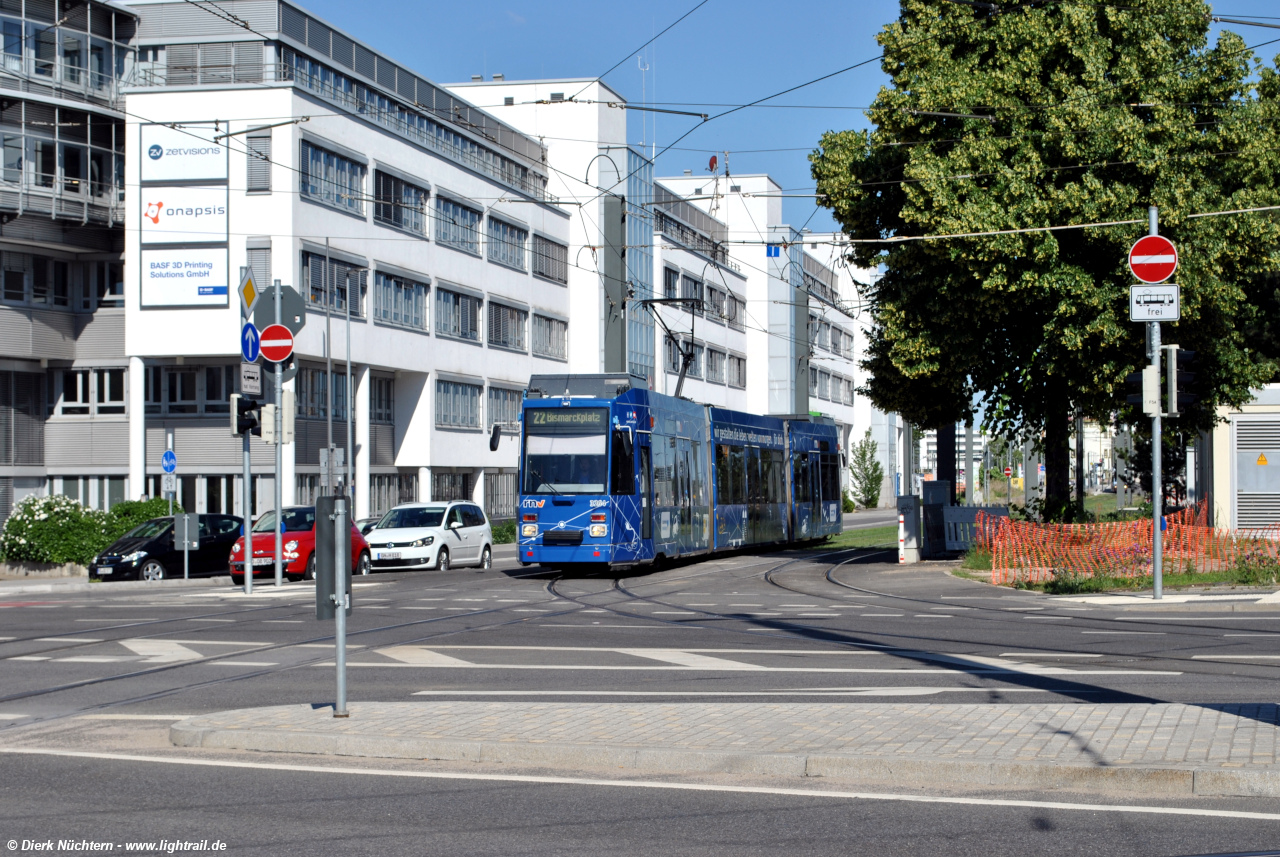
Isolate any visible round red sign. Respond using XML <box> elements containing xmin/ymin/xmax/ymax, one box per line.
<box><xmin>1004</xmin><ymin>466</ymin><xmax>1013</xmax><ymax>477</ymax></box>
<box><xmin>1128</xmin><ymin>235</ymin><xmax>1178</xmax><ymax>284</ymax></box>
<box><xmin>259</xmin><ymin>323</ymin><xmax>294</xmax><ymax>363</ymax></box>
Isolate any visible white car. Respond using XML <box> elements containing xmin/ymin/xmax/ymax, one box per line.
<box><xmin>366</xmin><ymin>502</ymin><xmax>493</xmax><ymax>572</ymax></box>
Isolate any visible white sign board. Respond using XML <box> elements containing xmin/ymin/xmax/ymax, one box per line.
<box><xmin>240</xmin><ymin>362</ymin><xmax>262</xmax><ymax>397</ymax></box>
<box><xmin>140</xmin><ymin>124</ymin><xmax>227</xmax><ymax>183</ymax></box>
<box><xmin>140</xmin><ymin>247</ymin><xmax>228</xmax><ymax>307</ymax></box>
<box><xmin>139</xmin><ymin>185</ymin><xmax>228</xmax><ymax>245</ymax></box>
<box><xmin>161</xmin><ymin>473</ymin><xmax>177</xmax><ymax>495</ymax></box>
<box><xmin>1130</xmin><ymin>284</ymin><xmax>1180</xmax><ymax>322</ymax></box>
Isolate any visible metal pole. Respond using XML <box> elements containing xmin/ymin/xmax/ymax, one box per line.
<box><xmin>182</xmin><ymin>519</ymin><xmax>189</xmax><ymax>580</ymax></box>
<box><xmin>345</xmin><ymin>271</ymin><xmax>353</xmax><ymax>513</ymax></box>
<box><xmin>1149</xmin><ymin>205</ymin><xmax>1163</xmax><ymax>600</ymax></box>
<box><xmin>243</xmin><ymin>432</ymin><xmax>252</xmax><ymax>595</ymax></box>
<box><xmin>333</xmin><ymin>495</ymin><xmax>349</xmax><ymax>717</ymax></box>
<box><xmin>325</xmin><ymin>239</ymin><xmax>333</xmax><ymax>496</ymax></box>
<box><xmin>274</xmin><ymin>279</ymin><xmax>283</xmax><ymax>587</ymax></box>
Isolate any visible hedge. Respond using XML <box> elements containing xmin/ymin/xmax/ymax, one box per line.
<box><xmin>1</xmin><ymin>495</ymin><xmax>181</xmax><ymax>566</ymax></box>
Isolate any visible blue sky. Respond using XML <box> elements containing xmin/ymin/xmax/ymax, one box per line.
<box><xmin>300</xmin><ymin>0</ymin><xmax>1280</xmax><ymax>233</ymax></box>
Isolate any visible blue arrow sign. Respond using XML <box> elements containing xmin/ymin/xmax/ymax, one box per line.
<box><xmin>161</xmin><ymin>450</ymin><xmax>177</xmax><ymax>474</ymax></box>
<box><xmin>241</xmin><ymin>322</ymin><xmax>260</xmax><ymax>362</ymax></box>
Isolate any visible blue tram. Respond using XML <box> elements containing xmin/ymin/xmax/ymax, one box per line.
<box><xmin>517</xmin><ymin>374</ymin><xmax>841</xmax><ymax>569</ymax></box>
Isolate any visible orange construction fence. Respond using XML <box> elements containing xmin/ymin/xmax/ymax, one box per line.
<box><xmin>974</xmin><ymin>499</ymin><xmax>1280</xmax><ymax>586</ymax></box>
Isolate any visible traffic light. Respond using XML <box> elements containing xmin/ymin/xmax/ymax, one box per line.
<box><xmin>260</xmin><ymin>404</ymin><xmax>277</xmax><ymax>443</ymax></box>
<box><xmin>230</xmin><ymin>394</ymin><xmax>261</xmax><ymax>436</ymax></box>
<box><xmin>1162</xmin><ymin>345</ymin><xmax>1197</xmax><ymax>415</ymax></box>
<box><xmin>1125</xmin><ymin>366</ymin><xmax>1160</xmax><ymax>416</ymax></box>
<box><xmin>281</xmin><ymin>390</ymin><xmax>295</xmax><ymax>444</ymax></box>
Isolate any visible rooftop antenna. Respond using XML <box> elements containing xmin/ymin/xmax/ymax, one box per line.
<box><xmin>637</xmin><ymin>54</ymin><xmax>649</xmax><ymax>151</ymax></box>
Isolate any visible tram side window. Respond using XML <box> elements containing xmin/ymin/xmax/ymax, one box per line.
<box><xmin>822</xmin><ymin>453</ymin><xmax>841</xmax><ymax>502</ymax></box>
<box><xmin>793</xmin><ymin>453</ymin><xmax>811</xmax><ymax>504</ymax></box>
<box><xmin>610</xmin><ymin>430</ymin><xmax>635</xmax><ymax>496</ymax></box>
<box><xmin>762</xmin><ymin>448</ymin><xmax>785</xmax><ymax>504</ymax></box>
<box><xmin>654</xmin><ymin>437</ymin><xmax>674</xmax><ymax>507</ymax></box>
<box><xmin>746</xmin><ymin>447</ymin><xmax>763</xmax><ymax>504</ymax></box>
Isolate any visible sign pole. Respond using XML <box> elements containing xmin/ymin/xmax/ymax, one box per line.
<box><xmin>244</xmin><ymin>431</ymin><xmax>253</xmax><ymax>595</ymax></box>
<box><xmin>274</xmin><ymin>280</ymin><xmax>284</xmax><ymax>587</ymax></box>
<box><xmin>333</xmin><ymin>495</ymin><xmax>349</xmax><ymax>718</ymax></box>
<box><xmin>1149</xmin><ymin>205</ymin><xmax>1163</xmax><ymax>600</ymax></box>
<box><xmin>325</xmin><ymin>239</ymin><xmax>334</xmax><ymax>496</ymax></box>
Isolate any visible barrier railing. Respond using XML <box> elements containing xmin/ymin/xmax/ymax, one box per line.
<box><xmin>975</xmin><ymin>499</ymin><xmax>1280</xmax><ymax>585</ymax></box>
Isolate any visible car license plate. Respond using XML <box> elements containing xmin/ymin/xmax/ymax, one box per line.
<box><xmin>252</xmin><ymin>557</ymin><xmax>273</xmax><ymax>566</ymax></box>
<box><xmin>97</xmin><ymin>567</ymin><xmax>113</xmax><ymax>575</ymax></box>
<box><xmin>378</xmin><ymin>552</ymin><xmax>401</xmax><ymax>560</ymax></box>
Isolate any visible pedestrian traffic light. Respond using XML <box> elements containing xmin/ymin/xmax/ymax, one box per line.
<box><xmin>230</xmin><ymin>394</ymin><xmax>261</xmax><ymax>436</ymax></box>
<box><xmin>1162</xmin><ymin>345</ymin><xmax>1197</xmax><ymax>415</ymax></box>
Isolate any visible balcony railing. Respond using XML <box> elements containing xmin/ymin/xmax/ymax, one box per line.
<box><xmin>0</xmin><ymin>169</ymin><xmax>123</xmax><ymax>225</ymax></box>
<box><xmin>0</xmin><ymin>56</ymin><xmax>123</xmax><ymax>110</ymax></box>
<box><xmin>655</xmin><ymin>211</ymin><xmax>740</xmax><ymax>272</ymax></box>
<box><xmin>132</xmin><ymin>62</ymin><xmax>559</xmax><ymax>205</ymax></box>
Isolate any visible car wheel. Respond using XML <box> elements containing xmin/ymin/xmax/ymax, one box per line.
<box><xmin>140</xmin><ymin>560</ymin><xmax>167</xmax><ymax>582</ymax></box>
<box><xmin>356</xmin><ymin>551</ymin><xmax>371</xmax><ymax>576</ymax></box>
<box><xmin>304</xmin><ymin>554</ymin><xmax>316</xmax><ymax>581</ymax></box>
<box><xmin>286</xmin><ymin>574</ymin><xmax>302</xmax><ymax>583</ymax></box>
<box><xmin>479</xmin><ymin>546</ymin><xmax>491</xmax><ymax>570</ymax></box>
<box><xmin>436</xmin><ymin>548</ymin><xmax>450</xmax><ymax>572</ymax></box>
<box><xmin>230</xmin><ymin>574</ymin><xmax>244</xmax><ymax>587</ymax></box>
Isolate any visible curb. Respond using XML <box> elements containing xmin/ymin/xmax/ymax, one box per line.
<box><xmin>0</xmin><ymin>577</ymin><xmax>230</xmax><ymax>596</ymax></box>
<box><xmin>169</xmin><ymin>719</ymin><xmax>1280</xmax><ymax>797</ymax></box>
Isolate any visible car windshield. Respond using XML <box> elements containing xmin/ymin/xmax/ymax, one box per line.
<box><xmin>124</xmin><ymin>519</ymin><xmax>170</xmax><ymax>540</ymax></box>
<box><xmin>252</xmin><ymin>508</ymin><xmax>316</xmax><ymax>533</ymax></box>
<box><xmin>377</xmin><ymin>507</ymin><xmax>446</xmax><ymax>529</ymax></box>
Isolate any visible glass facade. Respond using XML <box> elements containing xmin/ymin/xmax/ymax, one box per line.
<box><xmin>625</xmin><ymin>147</ymin><xmax>654</xmax><ymax>380</ymax></box>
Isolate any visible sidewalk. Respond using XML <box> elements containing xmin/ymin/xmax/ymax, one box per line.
<box><xmin>1048</xmin><ymin>590</ymin><xmax>1280</xmax><ymax>610</ymax></box>
<box><xmin>171</xmin><ymin>700</ymin><xmax>1280</xmax><ymax>796</ymax></box>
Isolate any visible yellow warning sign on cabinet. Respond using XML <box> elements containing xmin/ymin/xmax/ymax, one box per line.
<box><xmin>1259</xmin><ymin>453</ymin><xmax>1270</xmax><ymax>466</ymax></box>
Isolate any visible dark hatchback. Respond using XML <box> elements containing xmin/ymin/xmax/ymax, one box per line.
<box><xmin>89</xmin><ymin>514</ymin><xmax>243</xmax><ymax>581</ymax></box>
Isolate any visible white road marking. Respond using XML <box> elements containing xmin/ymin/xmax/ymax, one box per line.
<box><xmin>75</xmin><ymin>619</ymin><xmax>156</xmax><ymax>622</ymax></box>
<box><xmin>4</xmin><ymin>748</ymin><xmax>1277</xmax><ymax>820</ymax></box>
<box><xmin>263</xmin><ymin>620</ymin><xmax>303</xmax><ymax>624</ymax></box>
<box><xmin>1080</xmin><ymin>631</ymin><xmax>1166</xmax><ymax>635</ymax></box>
<box><xmin>8</xmin><ymin>656</ymin><xmax>50</xmax><ymax>661</ymax></box>
<box><xmin>861</xmin><ymin>613</ymin><xmax>904</xmax><ymax>617</ymax></box>
<box><xmin>423</xmin><ymin>647</ymin><xmax>888</xmax><ymax>654</ymax></box>
<box><xmin>120</xmin><ymin>640</ymin><xmax>203</xmax><ymax>663</ymax></box>
<box><xmin>293</xmin><ymin>643</ymin><xmax>364</xmax><ymax>649</ymax></box>
<box><xmin>1191</xmin><ymin>655</ymin><xmax>1280</xmax><ymax>660</ymax></box>
<box><xmin>56</xmin><ymin>656</ymin><xmax>128</xmax><ymax>663</ymax></box>
<box><xmin>913</xmin><ymin>615</ymin><xmax>947</xmax><ymax>619</ymax></box>
<box><xmin>141</xmin><ymin>639</ymin><xmax>270</xmax><ymax>646</ymax></box>
<box><xmin>36</xmin><ymin>637</ymin><xmax>102</xmax><ymax>643</ymax></box>
<box><xmin>380</xmin><ymin>647</ymin><xmax>473</xmax><ymax>666</ymax></box>
<box><xmin>616</xmin><ymin>649</ymin><xmax>766</xmax><ymax>670</ymax></box>
<box><xmin>652</xmin><ymin>611</ymin><xmax>697</xmax><ymax>615</ymax></box>
<box><xmin>1225</xmin><ymin>634</ymin><xmax>1280</xmax><ymax>637</ymax></box>
<box><xmin>187</xmin><ymin>619</ymin><xmax>235</xmax><ymax>623</ymax></box>
<box><xmin>1114</xmin><ymin>616</ymin><xmax>1280</xmax><ymax>621</ymax></box>
<box><xmin>78</xmin><ymin>714</ymin><xmax>195</xmax><ymax>720</ymax></box>
<box><xmin>539</xmin><ymin>624</ymin><xmax>697</xmax><ymax>629</ymax></box>
<box><xmin>1000</xmin><ymin>653</ymin><xmax>1101</xmax><ymax>658</ymax></box>
<box><xmin>411</xmin><ymin>688</ymin><xmax>1061</xmax><ymax>698</ymax></box>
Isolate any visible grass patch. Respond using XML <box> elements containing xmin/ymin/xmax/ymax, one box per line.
<box><xmin>811</xmin><ymin>524</ymin><xmax>898</xmax><ymax>551</ymax></box>
<box><xmin>961</xmin><ymin>549</ymin><xmax>992</xmax><ymax>571</ymax></box>
<box><xmin>1011</xmin><ymin>562</ymin><xmax>1280</xmax><ymax>594</ymax></box>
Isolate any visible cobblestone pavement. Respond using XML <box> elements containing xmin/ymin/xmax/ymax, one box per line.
<box><xmin>176</xmin><ymin>701</ymin><xmax>1280</xmax><ymax>769</ymax></box>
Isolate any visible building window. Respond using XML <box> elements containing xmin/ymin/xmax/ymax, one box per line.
<box><xmin>96</xmin><ymin>368</ymin><xmax>125</xmax><ymax>415</ymax></box>
<box><xmin>809</xmin><ymin>366</ymin><xmax>818</xmax><ymax>397</ymax></box>
<box><xmin>531</xmin><ymin>234</ymin><xmax>568</xmax><ymax>284</ymax></box>
<box><xmin>246</xmin><ymin>133</ymin><xmax>271</xmax><ymax>192</ymax></box>
<box><xmin>727</xmin><ymin>294</ymin><xmax>745</xmax><ymax>331</ymax></box>
<box><xmin>59</xmin><ymin>370</ymin><xmax>89</xmax><ymax>414</ymax></box>
<box><xmin>706</xmin><ymin>286</ymin><xmax>726</xmax><ymax>322</ymax></box>
<box><xmin>371</xmin><ymin>376</ymin><xmax>395</xmax><ymax>424</ymax></box>
<box><xmin>664</xmin><ymin>335</ymin><xmax>682</xmax><ymax>374</ymax></box>
<box><xmin>663</xmin><ymin>267</ymin><xmax>679</xmax><ymax>300</ymax></box>
<box><xmin>296</xmin><ymin>366</ymin><xmax>347</xmax><ymax>420</ymax></box>
<box><xmin>681</xmin><ymin>274</ymin><xmax>703</xmax><ymax>314</ymax></box>
<box><xmin>374</xmin><ymin>170</ymin><xmax>428</xmax><ymax>235</ymax></box>
<box><xmin>487</xmin><ymin>386</ymin><xmax>521</xmax><ymax>430</ymax></box>
<box><xmin>435</xmin><ymin>288</ymin><xmax>481</xmax><ymax>341</ymax></box>
<box><xmin>435</xmin><ymin>196</ymin><xmax>481</xmax><ymax>254</ymax></box>
<box><xmin>687</xmin><ymin>343</ymin><xmax>704</xmax><ymax>378</ymax></box>
<box><xmin>488</xmin><ymin>303</ymin><xmax>527</xmax><ymax>351</ymax></box>
<box><xmin>304</xmin><ymin>252</ymin><xmax>366</xmax><ymax>317</ymax></box>
<box><xmin>728</xmin><ymin>354</ymin><xmax>746</xmax><ymax>388</ymax></box>
<box><xmin>436</xmin><ymin>379</ymin><xmax>481</xmax><ymax>429</ymax></box>
<box><xmin>300</xmin><ymin>140</ymin><xmax>365</xmax><ymax>214</ymax></box>
<box><xmin>531</xmin><ymin>314</ymin><xmax>566</xmax><ymax>360</ymax></box>
<box><xmin>247</xmin><ymin>247</ymin><xmax>270</xmax><ymax>291</ymax></box>
<box><xmin>204</xmin><ymin>366</ymin><xmax>233</xmax><ymax>414</ymax></box>
<box><xmin>166</xmin><ymin>369</ymin><xmax>197</xmax><ymax>414</ymax></box>
<box><xmin>373</xmin><ymin>271</ymin><xmax>427</xmax><ymax>330</ymax></box>
<box><xmin>706</xmin><ymin>349</ymin><xmax>726</xmax><ymax>385</ymax></box>
<box><xmin>432</xmin><ymin>470</ymin><xmax>472</xmax><ymax>502</ymax></box>
<box><xmin>95</xmin><ymin>261</ymin><xmax>123</xmax><ymax>308</ymax></box>
<box><xmin>487</xmin><ymin>217</ymin><xmax>527</xmax><ymax>270</ymax></box>
<box><xmin>484</xmin><ymin>471</ymin><xmax>517</xmax><ymax>521</ymax></box>
<box><xmin>818</xmin><ymin>370</ymin><xmax>831</xmax><ymax>401</ymax></box>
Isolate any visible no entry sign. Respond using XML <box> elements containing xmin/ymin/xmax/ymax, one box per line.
<box><xmin>259</xmin><ymin>323</ymin><xmax>295</xmax><ymax>363</ymax></box>
<box><xmin>1129</xmin><ymin>235</ymin><xmax>1178</xmax><ymax>284</ymax></box>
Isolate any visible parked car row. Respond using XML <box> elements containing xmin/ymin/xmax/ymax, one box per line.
<box><xmin>87</xmin><ymin>501</ymin><xmax>496</xmax><ymax>583</ymax></box>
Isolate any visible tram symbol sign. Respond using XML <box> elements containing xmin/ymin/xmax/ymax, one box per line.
<box><xmin>161</xmin><ymin>450</ymin><xmax>177</xmax><ymax>474</ymax></box>
<box><xmin>1130</xmin><ymin>284</ymin><xmax>1180</xmax><ymax>322</ymax></box>
<box><xmin>1128</xmin><ymin>235</ymin><xmax>1178</xmax><ymax>284</ymax></box>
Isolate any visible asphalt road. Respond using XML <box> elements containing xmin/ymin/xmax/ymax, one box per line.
<box><xmin>3</xmin><ymin>543</ymin><xmax>1280</xmax><ymax>855</ymax></box>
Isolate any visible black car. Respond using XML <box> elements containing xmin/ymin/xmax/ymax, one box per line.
<box><xmin>89</xmin><ymin>514</ymin><xmax>244</xmax><ymax>581</ymax></box>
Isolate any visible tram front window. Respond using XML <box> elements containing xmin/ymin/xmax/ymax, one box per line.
<box><xmin>523</xmin><ymin>408</ymin><xmax>609</xmax><ymax>494</ymax></box>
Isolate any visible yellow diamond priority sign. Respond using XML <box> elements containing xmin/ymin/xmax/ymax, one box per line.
<box><xmin>237</xmin><ymin>269</ymin><xmax>260</xmax><ymax>319</ymax></box>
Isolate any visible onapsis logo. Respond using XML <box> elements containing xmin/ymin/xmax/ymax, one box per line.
<box><xmin>145</xmin><ymin>201</ymin><xmax>226</xmax><ymax>221</ymax></box>
<box><xmin>147</xmin><ymin>144</ymin><xmax>163</xmax><ymax>160</ymax></box>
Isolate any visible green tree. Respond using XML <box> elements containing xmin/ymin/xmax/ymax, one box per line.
<box><xmin>850</xmin><ymin>429</ymin><xmax>886</xmax><ymax>509</ymax></box>
<box><xmin>811</xmin><ymin>0</ymin><xmax>1280</xmax><ymax>519</ymax></box>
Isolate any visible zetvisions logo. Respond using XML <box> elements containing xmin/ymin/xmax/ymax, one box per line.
<box><xmin>143</xmin><ymin>201</ymin><xmax>162</xmax><ymax>224</ymax></box>
<box><xmin>147</xmin><ymin>144</ymin><xmax>163</xmax><ymax>160</ymax></box>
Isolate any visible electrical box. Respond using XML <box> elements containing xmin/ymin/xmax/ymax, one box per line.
<box><xmin>896</xmin><ymin>494</ymin><xmax>921</xmax><ymax>564</ymax></box>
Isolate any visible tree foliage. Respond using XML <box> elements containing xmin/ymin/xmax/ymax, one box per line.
<box><xmin>850</xmin><ymin>429</ymin><xmax>886</xmax><ymax>508</ymax></box>
<box><xmin>811</xmin><ymin>0</ymin><xmax>1280</xmax><ymax>512</ymax></box>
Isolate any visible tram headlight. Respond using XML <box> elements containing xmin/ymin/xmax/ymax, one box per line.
<box><xmin>589</xmin><ymin>524</ymin><xmax>607</xmax><ymax>538</ymax></box>
<box><xmin>521</xmin><ymin>524</ymin><xmax>538</xmax><ymax>537</ymax></box>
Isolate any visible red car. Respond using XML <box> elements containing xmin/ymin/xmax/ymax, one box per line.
<box><xmin>230</xmin><ymin>505</ymin><xmax>370</xmax><ymax>585</ymax></box>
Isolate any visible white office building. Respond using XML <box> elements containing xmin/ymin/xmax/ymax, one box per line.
<box><xmin>119</xmin><ymin>0</ymin><xmax>572</xmax><ymax>522</ymax></box>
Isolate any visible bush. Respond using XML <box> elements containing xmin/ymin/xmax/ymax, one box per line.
<box><xmin>0</xmin><ymin>494</ymin><xmax>112</xmax><ymax>565</ymax></box>
<box><xmin>490</xmin><ymin>520</ymin><xmax>517</xmax><ymax>545</ymax></box>
<box><xmin>841</xmin><ymin>490</ymin><xmax>856</xmax><ymax>513</ymax></box>
<box><xmin>106</xmin><ymin>497</ymin><xmax>181</xmax><ymax>543</ymax></box>
<box><xmin>849</xmin><ymin>429</ymin><xmax>884</xmax><ymax>509</ymax></box>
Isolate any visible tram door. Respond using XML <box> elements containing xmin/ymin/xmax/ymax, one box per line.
<box><xmin>639</xmin><ymin>445</ymin><xmax>652</xmax><ymax>541</ymax></box>
<box><xmin>677</xmin><ymin>438</ymin><xmax>693</xmax><ymax>550</ymax></box>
